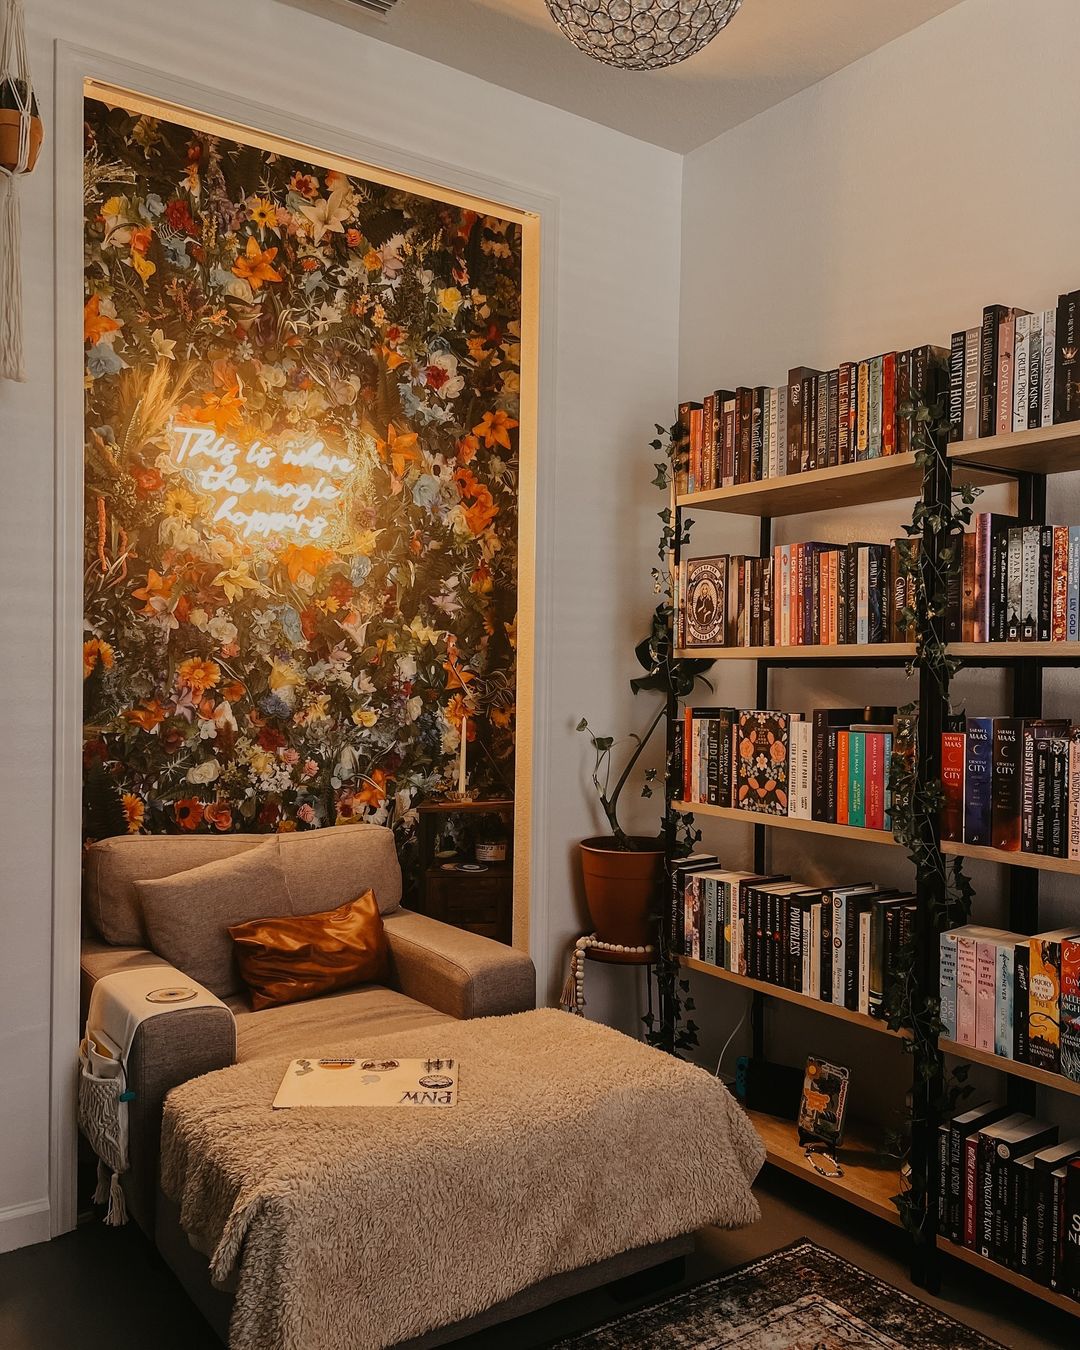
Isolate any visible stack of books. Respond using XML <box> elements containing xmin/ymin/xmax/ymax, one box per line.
<box><xmin>676</xmin><ymin>542</ymin><xmax>915</xmax><ymax>648</ymax></box>
<box><xmin>939</xmin><ymin>926</ymin><xmax>1080</xmax><ymax>1078</ymax></box>
<box><xmin>936</xmin><ymin>1103</ymin><xmax>1080</xmax><ymax>1293</ymax></box>
<box><xmin>940</xmin><ymin>716</ymin><xmax>1080</xmax><ymax>858</ymax></box>
<box><xmin>674</xmin><ymin>856</ymin><xmax>914</xmax><ymax>1020</ymax></box>
<box><xmin>676</xmin><ymin>705</ymin><xmax>903</xmax><ymax>832</ymax></box>
<box><xmin>675</xmin><ymin>346</ymin><xmax>945</xmax><ymax>494</ymax></box>
<box><xmin>947</xmin><ymin>291</ymin><xmax>1080</xmax><ymax>442</ymax></box>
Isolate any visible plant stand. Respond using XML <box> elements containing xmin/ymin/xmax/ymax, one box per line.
<box><xmin>560</xmin><ymin>934</ymin><xmax>655</xmax><ymax>1020</ymax></box>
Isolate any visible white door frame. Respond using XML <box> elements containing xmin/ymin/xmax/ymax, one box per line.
<box><xmin>51</xmin><ymin>38</ymin><xmax>560</xmax><ymax>1236</ymax></box>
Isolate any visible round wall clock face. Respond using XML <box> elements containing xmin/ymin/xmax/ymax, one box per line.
<box><xmin>685</xmin><ymin>561</ymin><xmax>725</xmax><ymax>644</ymax></box>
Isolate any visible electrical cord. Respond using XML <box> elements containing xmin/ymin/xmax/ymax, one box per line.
<box><xmin>714</xmin><ymin>1006</ymin><xmax>747</xmax><ymax>1079</ymax></box>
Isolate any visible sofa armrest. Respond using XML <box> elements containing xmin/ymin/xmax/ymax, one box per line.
<box><xmin>80</xmin><ymin>937</ymin><xmax>237</xmax><ymax>1233</ymax></box>
<box><xmin>382</xmin><ymin>909</ymin><xmax>535</xmax><ymax>1019</ymax></box>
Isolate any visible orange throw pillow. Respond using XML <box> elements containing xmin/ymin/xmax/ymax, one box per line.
<box><xmin>228</xmin><ymin>890</ymin><xmax>389</xmax><ymax>1011</ymax></box>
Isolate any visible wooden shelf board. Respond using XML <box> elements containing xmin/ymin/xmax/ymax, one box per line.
<box><xmin>941</xmin><ymin>840</ymin><xmax>1080</xmax><ymax>876</ymax></box>
<box><xmin>674</xmin><ymin>643</ymin><xmax>915</xmax><ymax>662</ymax></box>
<box><xmin>940</xmin><ymin>1040</ymin><xmax>1080</xmax><ymax>1097</ymax></box>
<box><xmin>673</xmin><ymin>801</ymin><xmax>900</xmax><ymax>847</ymax></box>
<box><xmin>747</xmin><ymin>1108</ymin><xmax>902</xmax><ymax>1227</ymax></box>
<box><xmin>951</xmin><ymin>641</ymin><xmax>1080</xmax><ymax>659</ymax></box>
<box><xmin>677</xmin><ymin>452</ymin><xmax>1005</xmax><ymax>518</ymax></box>
<box><xmin>948</xmin><ymin>422</ymin><xmax>1080</xmax><ymax>478</ymax></box>
<box><xmin>680</xmin><ymin>956</ymin><xmax>908</xmax><ymax>1037</ymax></box>
<box><xmin>938</xmin><ymin>1237</ymin><xmax>1080</xmax><ymax>1316</ymax></box>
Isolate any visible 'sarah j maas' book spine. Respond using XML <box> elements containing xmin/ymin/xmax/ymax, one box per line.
<box><xmin>979</xmin><ymin>303</ymin><xmax>1013</xmax><ymax>437</ymax></box>
<box><xmin>941</xmin><ymin>722</ymin><xmax>967</xmax><ymax>842</ymax></box>
<box><xmin>991</xmin><ymin>717</ymin><xmax>1023</xmax><ymax>851</ymax></box>
<box><xmin>964</xmin><ymin>716</ymin><xmax>994</xmax><ymax>846</ymax></box>
<box><xmin>1054</xmin><ymin>290</ymin><xmax>1080</xmax><ymax>424</ymax></box>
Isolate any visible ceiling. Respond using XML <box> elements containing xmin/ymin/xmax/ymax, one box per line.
<box><xmin>279</xmin><ymin>0</ymin><xmax>967</xmax><ymax>153</ymax></box>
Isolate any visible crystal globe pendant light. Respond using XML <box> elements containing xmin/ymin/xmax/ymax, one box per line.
<box><xmin>544</xmin><ymin>0</ymin><xmax>744</xmax><ymax>72</ymax></box>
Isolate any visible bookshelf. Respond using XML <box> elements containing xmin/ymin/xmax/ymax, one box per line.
<box><xmin>663</xmin><ymin>413</ymin><xmax>1080</xmax><ymax>1313</ymax></box>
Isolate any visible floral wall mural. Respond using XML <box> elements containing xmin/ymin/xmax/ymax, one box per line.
<box><xmin>82</xmin><ymin>98</ymin><xmax>522</xmax><ymax>882</ymax></box>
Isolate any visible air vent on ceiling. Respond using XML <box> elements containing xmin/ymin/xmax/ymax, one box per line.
<box><xmin>346</xmin><ymin>0</ymin><xmax>399</xmax><ymax>14</ymax></box>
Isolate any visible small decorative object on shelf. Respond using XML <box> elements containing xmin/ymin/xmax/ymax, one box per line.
<box><xmin>416</xmin><ymin>798</ymin><xmax>514</xmax><ymax>945</ymax></box>
<box><xmin>560</xmin><ymin>933</ymin><xmax>655</xmax><ymax>1018</ymax></box>
<box><xmin>544</xmin><ymin>0</ymin><xmax>743</xmax><ymax>72</ymax></box>
<box><xmin>474</xmin><ymin>813</ymin><xmax>509</xmax><ymax>864</ymax></box>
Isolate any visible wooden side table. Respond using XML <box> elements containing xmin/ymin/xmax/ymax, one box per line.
<box><xmin>416</xmin><ymin>799</ymin><xmax>514</xmax><ymax>945</ymax></box>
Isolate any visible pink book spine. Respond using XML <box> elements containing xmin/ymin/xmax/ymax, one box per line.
<box><xmin>956</xmin><ymin>935</ymin><xmax>978</xmax><ymax>1046</ymax></box>
<box><xmin>975</xmin><ymin>941</ymin><xmax>998</xmax><ymax>1053</ymax></box>
<box><xmin>996</xmin><ymin>316</ymin><xmax>1015</xmax><ymax>434</ymax></box>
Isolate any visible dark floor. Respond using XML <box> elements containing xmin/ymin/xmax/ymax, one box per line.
<box><xmin>1</xmin><ymin>1168</ymin><xmax>1075</xmax><ymax>1348</ymax></box>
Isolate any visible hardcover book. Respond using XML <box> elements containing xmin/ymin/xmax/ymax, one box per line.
<box><xmin>941</xmin><ymin>725</ymin><xmax>967</xmax><ymax>842</ymax></box>
<box><xmin>963</xmin><ymin>716</ymin><xmax>994</xmax><ymax>847</ymax></box>
<box><xmin>683</xmin><ymin>557</ymin><xmax>726</xmax><ymax>647</ymax></box>
<box><xmin>1027</xmin><ymin>929</ymin><xmax>1080</xmax><ymax>1073</ymax></box>
<box><xmin>991</xmin><ymin>717</ymin><xmax>1023</xmax><ymax>851</ymax></box>
<box><xmin>735</xmin><ymin>710</ymin><xmax>796</xmax><ymax>817</ymax></box>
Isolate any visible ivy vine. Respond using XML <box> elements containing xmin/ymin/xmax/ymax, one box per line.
<box><xmin>885</xmin><ymin>379</ymin><xmax>980</xmax><ymax>1238</ymax></box>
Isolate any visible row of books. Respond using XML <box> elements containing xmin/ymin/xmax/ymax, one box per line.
<box><xmin>941</xmin><ymin>717</ymin><xmax>1080</xmax><ymax>858</ymax></box>
<box><xmin>676</xmin><ymin>542</ymin><xmax>916</xmax><ymax>648</ymax></box>
<box><xmin>675</xmin><ymin>705</ymin><xmax>904</xmax><ymax>830</ymax></box>
<box><xmin>947</xmin><ymin>291</ymin><xmax>1080</xmax><ymax>442</ymax></box>
<box><xmin>937</xmin><ymin>1102</ymin><xmax>1080</xmax><ymax>1293</ymax></box>
<box><xmin>675</xmin><ymin>345</ymin><xmax>944</xmax><ymax>494</ymax></box>
<box><xmin>952</xmin><ymin>514</ymin><xmax>1080</xmax><ymax>644</ymax></box>
<box><xmin>674</xmin><ymin>856</ymin><xmax>913</xmax><ymax>1018</ymax></box>
<box><xmin>939</xmin><ymin>925</ymin><xmax>1080</xmax><ymax>1079</ymax></box>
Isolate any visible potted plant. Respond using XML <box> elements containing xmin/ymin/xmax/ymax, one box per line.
<box><xmin>577</xmin><ymin>442</ymin><xmax>711</xmax><ymax>947</ymax></box>
<box><xmin>0</xmin><ymin>77</ymin><xmax>42</xmax><ymax>174</ymax></box>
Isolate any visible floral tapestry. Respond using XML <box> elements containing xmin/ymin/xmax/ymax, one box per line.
<box><xmin>82</xmin><ymin>99</ymin><xmax>522</xmax><ymax>875</ymax></box>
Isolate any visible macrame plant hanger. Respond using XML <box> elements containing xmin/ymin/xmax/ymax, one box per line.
<box><xmin>0</xmin><ymin>0</ymin><xmax>42</xmax><ymax>382</ymax></box>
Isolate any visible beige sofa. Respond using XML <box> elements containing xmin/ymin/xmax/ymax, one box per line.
<box><xmin>80</xmin><ymin>823</ymin><xmax>691</xmax><ymax>1347</ymax></box>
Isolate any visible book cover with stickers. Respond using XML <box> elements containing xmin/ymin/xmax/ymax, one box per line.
<box><xmin>683</xmin><ymin>557</ymin><xmax>727</xmax><ymax>647</ymax></box>
<box><xmin>736</xmin><ymin>710</ymin><xmax>795</xmax><ymax>816</ymax></box>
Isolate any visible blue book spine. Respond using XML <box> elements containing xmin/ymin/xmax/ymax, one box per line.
<box><xmin>703</xmin><ymin>878</ymin><xmax>716</xmax><ymax>965</ymax></box>
<box><xmin>963</xmin><ymin>716</ymin><xmax>994</xmax><ymax>846</ymax></box>
<box><xmin>939</xmin><ymin>933</ymin><xmax>958</xmax><ymax>1041</ymax></box>
<box><xmin>1069</xmin><ymin>527</ymin><xmax>1080</xmax><ymax>642</ymax></box>
<box><xmin>995</xmin><ymin>941</ymin><xmax>1014</xmax><ymax>1059</ymax></box>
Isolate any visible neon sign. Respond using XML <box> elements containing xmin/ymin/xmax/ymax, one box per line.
<box><xmin>170</xmin><ymin>424</ymin><xmax>357</xmax><ymax>542</ymax></box>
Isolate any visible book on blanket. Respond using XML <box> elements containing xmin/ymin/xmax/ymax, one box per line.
<box><xmin>272</xmin><ymin>1056</ymin><xmax>459</xmax><ymax>1108</ymax></box>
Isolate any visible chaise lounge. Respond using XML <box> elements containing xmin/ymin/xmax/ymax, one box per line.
<box><xmin>80</xmin><ymin>822</ymin><xmax>763</xmax><ymax>1349</ymax></box>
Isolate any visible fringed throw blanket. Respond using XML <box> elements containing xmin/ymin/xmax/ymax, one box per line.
<box><xmin>161</xmin><ymin>1009</ymin><xmax>764</xmax><ymax>1350</ymax></box>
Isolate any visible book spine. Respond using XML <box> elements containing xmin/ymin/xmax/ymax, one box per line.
<box><xmin>974</xmin><ymin>940</ymin><xmax>997</xmax><ymax>1054</ymax></box>
<box><xmin>882</xmin><ymin>353</ymin><xmax>896</xmax><ymax>455</ymax></box>
<box><xmin>992</xmin><ymin>717</ymin><xmax>1023</xmax><ymax>851</ymax></box>
<box><xmin>865</xmin><ymin>733</ymin><xmax>885</xmax><ymax>831</ymax></box>
<box><xmin>815</xmin><ymin>374</ymin><xmax>828</xmax><ymax>470</ymax></box>
<box><xmin>751</xmin><ymin>387</ymin><xmax>765</xmax><ymax>482</ymax></box>
<box><xmin>963</xmin><ymin>1132</ymin><xmax>979</xmax><ymax>1247</ymax></box>
<box><xmin>955</xmin><ymin>934</ymin><xmax>977</xmax><ymax>1046</ymax></box>
<box><xmin>1052</xmin><ymin>525</ymin><xmax>1069</xmax><ymax>642</ymax></box>
<box><xmin>1042</xmin><ymin>307</ymin><xmax>1057</xmax><ymax>428</ymax></box>
<box><xmin>856</xmin><ymin>360</ymin><xmax>870</xmax><ymax>459</ymax></box>
<box><xmin>701</xmin><ymin>393</ymin><xmax>716</xmax><ymax>492</ymax></box>
<box><xmin>963</xmin><ymin>717</ymin><xmax>994</xmax><ymax>847</ymax></box>
<box><xmin>979</xmin><ymin>304</ymin><xmax>1006</xmax><ymax>437</ymax></box>
<box><xmin>848</xmin><ymin>731</ymin><xmax>866</xmax><ymax>828</ymax></box>
<box><xmin>802</xmin><ymin>375</ymin><xmax>815</xmax><ymax>472</ymax></box>
<box><xmin>963</xmin><ymin>328</ymin><xmax>980</xmax><ymax>442</ymax></box>
<box><xmin>722</xmin><ymin>399</ymin><xmax>736</xmax><ymax>488</ymax></box>
<box><xmin>868</xmin><ymin>355</ymin><xmax>883</xmax><ymax>457</ymax></box>
<box><xmin>1070</xmin><ymin>528</ymin><xmax>1080</xmax><ymax>642</ymax></box>
<box><xmin>949</xmin><ymin>331</ymin><xmax>966</xmax><ymax>441</ymax></box>
<box><xmin>939</xmin><ymin>934</ymin><xmax>957</xmax><ymax>1040</ymax></box>
<box><xmin>1013</xmin><ymin>313</ymin><xmax>1031</xmax><ymax>432</ymax></box>
<box><xmin>775</xmin><ymin>392</ymin><xmax>787</xmax><ymax>479</ymax></box>
<box><xmin>1060</xmin><ymin>938</ymin><xmax>1080</xmax><ymax>1083</ymax></box>
<box><xmin>819</xmin><ymin>897</ymin><xmax>833</xmax><ymax>1003</ymax></box>
<box><xmin>1015</xmin><ymin>942</ymin><xmax>1030</xmax><ymax>1062</ymax></box>
<box><xmin>1055</xmin><ymin>291</ymin><xmax>1080</xmax><ymax>422</ymax></box>
<box><xmin>1070</xmin><ymin>727</ymin><xmax>1080</xmax><ymax>862</ymax></box>
<box><xmin>996</xmin><ymin>941</ymin><xmax>1015</xmax><ymax>1059</ymax></box>
<box><xmin>941</xmin><ymin>730</ymin><xmax>966</xmax><ymax>842</ymax></box>
<box><xmin>1027</xmin><ymin>311</ymin><xmax>1043</xmax><ymax>429</ymax></box>
<box><xmin>897</xmin><ymin>351</ymin><xmax>912</xmax><ymax>454</ymax></box>
<box><xmin>786</xmin><ymin>380</ymin><xmax>802</xmax><ymax>476</ymax></box>
<box><xmin>1028</xmin><ymin>936</ymin><xmax>1062</xmax><ymax>1072</ymax></box>
<box><xmin>827</xmin><ymin>368</ymin><xmax>840</xmax><ymax>466</ymax></box>
<box><xmin>831</xmin><ymin>892</ymin><xmax>846</xmax><ymax>1005</ymax></box>
<box><xmin>996</xmin><ymin>314</ymin><xmax>1015</xmax><ymax>434</ymax></box>
<box><xmin>838</xmin><ymin>362</ymin><xmax>854</xmax><ymax>463</ymax></box>
<box><xmin>1038</xmin><ymin>525</ymin><xmax>1053</xmax><ymax>643</ymax></box>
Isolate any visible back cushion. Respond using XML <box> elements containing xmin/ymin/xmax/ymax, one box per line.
<box><xmin>278</xmin><ymin>824</ymin><xmax>402</xmax><ymax>917</ymax></box>
<box><xmin>137</xmin><ymin>839</ymin><xmax>292</xmax><ymax>997</ymax></box>
<box><xmin>85</xmin><ymin>834</ymin><xmax>263</xmax><ymax>946</ymax></box>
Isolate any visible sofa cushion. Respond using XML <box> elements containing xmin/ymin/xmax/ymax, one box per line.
<box><xmin>137</xmin><ymin>840</ymin><xmax>292</xmax><ymax>997</ymax></box>
<box><xmin>278</xmin><ymin>824</ymin><xmax>402</xmax><ymax>917</ymax></box>
<box><xmin>226</xmin><ymin>983</ymin><xmax>451</xmax><ymax>1062</ymax></box>
<box><xmin>229</xmin><ymin>890</ymin><xmax>389</xmax><ymax>1011</ymax></box>
<box><xmin>85</xmin><ymin>833</ymin><xmax>263</xmax><ymax>946</ymax></box>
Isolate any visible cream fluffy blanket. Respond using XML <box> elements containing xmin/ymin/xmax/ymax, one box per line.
<box><xmin>160</xmin><ymin>1009</ymin><xmax>764</xmax><ymax>1350</ymax></box>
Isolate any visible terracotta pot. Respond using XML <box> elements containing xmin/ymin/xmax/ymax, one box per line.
<box><xmin>579</xmin><ymin>836</ymin><xmax>664</xmax><ymax>947</ymax></box>
<box><xmin>0</xmin><ymin>111</ymin><xmax>43</xmax><ymax>174</ymax></box>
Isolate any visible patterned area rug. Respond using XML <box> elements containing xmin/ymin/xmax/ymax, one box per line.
<box><xmin>549</xmin><ymin>1241</ymin><xmax>1003</xmax><ymax>1349</ymax></box>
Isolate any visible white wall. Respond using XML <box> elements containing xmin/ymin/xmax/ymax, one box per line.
<box><xmin>679</xmin><ymin>0</ymin><xmax>1080</xmax><ymax>1121</ymax></box>
<box><xmin>0</xmin><ymin>0</ymin><xmax>682</xmax><ymax>1250</ymax></box>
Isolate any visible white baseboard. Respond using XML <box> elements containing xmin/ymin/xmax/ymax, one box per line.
<box><xmin>0</xmin><ymin>1198</ymin><xmax>51</xmax><ymax>1254</ymax></box>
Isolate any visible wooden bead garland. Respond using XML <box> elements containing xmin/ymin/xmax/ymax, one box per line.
<box><xmin>559</xmin><ymin>933</ymin><xmax>654</xmax><ymax>1017</ymax></box>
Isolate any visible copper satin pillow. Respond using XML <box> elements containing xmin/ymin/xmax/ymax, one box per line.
<box><xmin>228</xmin><ymin>890</ymin><xmax>389</xmax><ymax>1011</ymax></box>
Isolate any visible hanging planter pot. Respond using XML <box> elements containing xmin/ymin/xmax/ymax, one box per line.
<box><xmin>0</xmin><ymin>1</ymin><xmax>44</xmax><ymax>383</ymax></box>
<box><xmin>0</xmin><ymin>80</ymin><xmax>41</xmax><ymax>173</ymax></box>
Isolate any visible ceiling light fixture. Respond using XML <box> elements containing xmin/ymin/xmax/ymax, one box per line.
<box><xmin>544</xmin><ymin>0</ymin><xmax>744</xmax><ymax>72</ymax></box>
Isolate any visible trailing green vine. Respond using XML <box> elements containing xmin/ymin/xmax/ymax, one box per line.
<box><xmin>885</xmin><ymin>377</ymin><xmax>980</xmax><ymax>1238</ymax></box>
